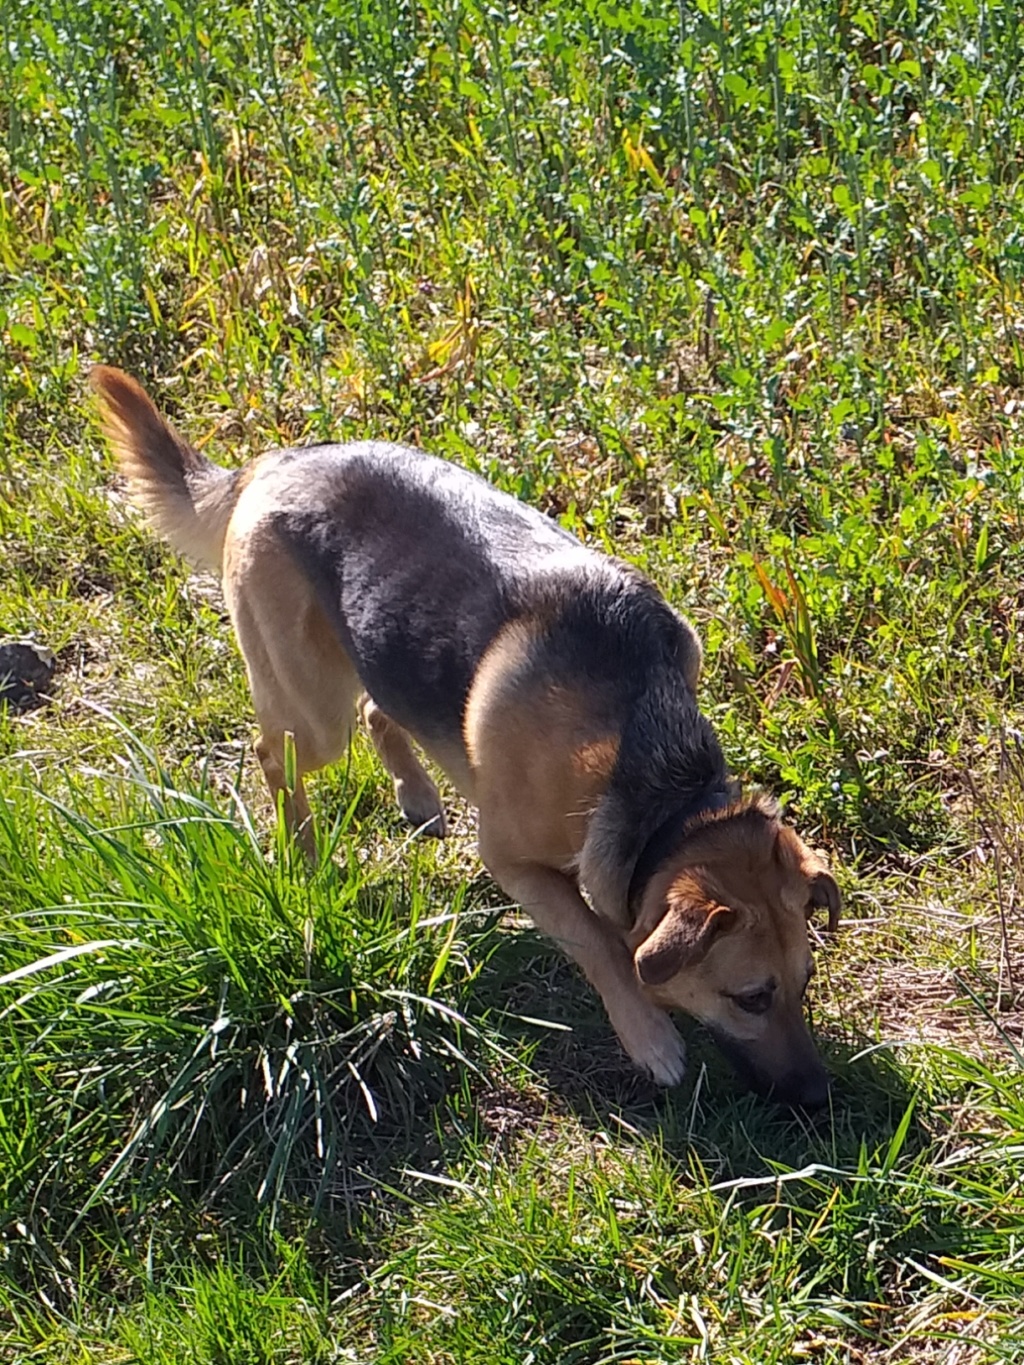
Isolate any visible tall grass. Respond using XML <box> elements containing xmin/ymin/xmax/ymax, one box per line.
<box><xmin>0</xmin><ymin>733</ymin><xmax>507</xmax><ymax>1245</ymax></box>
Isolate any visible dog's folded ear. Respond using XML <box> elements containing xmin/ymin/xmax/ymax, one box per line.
<box><xmin>633</xmin><ymin>887</ymin><xmax>735</xmax><ymax>986</ymax></box>
<box><xmin>807</xmin><ymin>869</ymin><xmax>841</xmax><ymax>933</ymax></box>
<box><xmin>775</xmin><ymin>825</ymin><xmax>842</xmax><ymax>934</ymax></box>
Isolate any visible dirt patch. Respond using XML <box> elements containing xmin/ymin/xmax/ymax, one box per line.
<box><xmin>829</xmin><ymin>890</ymin><xmax>1023</xmax><ymax>1068</ymax></box>
<box><xmin>475</xmin><ymin>1080</ymin><xmax>557</xmax><ymax>1150</ymax></box>
<box><xmin>839</xmin><ymin>958</ymin><xmax>1024</xmax><ymax>1063</ymax></box>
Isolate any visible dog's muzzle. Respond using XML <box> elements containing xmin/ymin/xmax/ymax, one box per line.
<box><xmin>706</xmin><ymin>1027</ymin><xmax>832</xmax><ymax>1110</ymax></box>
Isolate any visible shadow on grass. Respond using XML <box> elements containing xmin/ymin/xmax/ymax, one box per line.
<box><xmin>471</xmin><ymin>931</ymin><xmax>931</xmax><ymax>1181</ymax></box>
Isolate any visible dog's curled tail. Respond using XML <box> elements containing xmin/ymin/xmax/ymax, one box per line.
<box><xmin>91</xmin><ymin>366</ymin><xmax>240</xmax><ymax>571</ymax></box>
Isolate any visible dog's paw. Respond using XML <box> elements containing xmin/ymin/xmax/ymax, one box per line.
<box><xmin>616</xmin><ymin>1008</ymin><xmax>687</xmax><ymax>1087</ymax></box>
<box><xmin>394</xmin><ymin>778</ymin><xmax>447</xmax><ymax>838</ymax></box>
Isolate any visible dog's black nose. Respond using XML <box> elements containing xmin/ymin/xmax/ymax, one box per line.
<box><xmin>778</xmin><ymin>1069</ymin><xmax>831</xmax><ymax>1111</ymax></box>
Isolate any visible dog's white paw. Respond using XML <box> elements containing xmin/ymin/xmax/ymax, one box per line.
<box><xmin>394</xmin><ymin>778</ymin><xmax>447</xmax><ymax>838</ymax></box>
<box><xmin>615</xmin><ymin>1008</ymin><xmax>688</xmax><ymax>1087</ymax></box>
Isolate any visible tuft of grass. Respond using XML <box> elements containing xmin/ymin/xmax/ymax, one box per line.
<box><xmin>0</xmin><ymin>729</ymin><xmax>506</xmax><ymax>1251</ymax></box>
<box><xmin>348</xmin><ymin>1066</ymin><xmax>1024</xmax><ymax>1363</ymax></box>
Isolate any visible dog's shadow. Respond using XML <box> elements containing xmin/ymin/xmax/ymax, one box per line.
<box><xmin>300</xmin><ymin>845</ymin><xmax>928</xmax><ymax>1210</ymax></box>
<box><xmin>471</xmin><ymin>931</ymin><xmax>930</xmax><ymax>1184</ymax></box>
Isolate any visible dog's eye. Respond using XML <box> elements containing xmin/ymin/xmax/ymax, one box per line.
<box><xmin>730</xmin><ymin>987</ymin><xmax>774</xmax><ymax>1015</ymax></box>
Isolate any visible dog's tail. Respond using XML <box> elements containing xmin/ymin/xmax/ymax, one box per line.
<box><xmin>91</xmin><ymin>366</ymin><xmax>240</xmax><ymax>571</ymax></box>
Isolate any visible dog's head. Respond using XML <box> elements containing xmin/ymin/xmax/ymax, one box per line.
<box><xmin>628</xmin><ymin>799</ymin><xmax>840</xmax><ymax>1108</ymax></box>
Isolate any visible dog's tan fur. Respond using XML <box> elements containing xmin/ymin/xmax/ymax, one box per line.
<box><xmin>93</xmin><ymin>365</ymin><xmax>841</xmax><ymax>1105</ymax></box>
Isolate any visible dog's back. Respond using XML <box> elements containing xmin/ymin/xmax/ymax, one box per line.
<box><xmin>237</xmin><ymin>440</ymin><xmax>597</xmax><ymax>746</ymax></box>
<box><xmin>91</xmin><ymin>364</ymin><xmax>696</xmax><ymax>765</ymax></box>
<box><xmin>93</xmin><ymin>365</ymin><xmax>704</xmax><ymax>787</ymax></box>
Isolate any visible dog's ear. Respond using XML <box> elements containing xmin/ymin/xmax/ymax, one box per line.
<box><xmin>634</xmin><ymin>884</ymin><xmax>735</xmax><ymax>987</ymax></box>
<box><xmin>775</xmin><ymin>826</ymin><xmax>841</xmax><ymax>933</ymax></box>
<box><xmin>807</xmin><ymin>869</ymin><xmax>841</xmax><ymax>933</ymax></box>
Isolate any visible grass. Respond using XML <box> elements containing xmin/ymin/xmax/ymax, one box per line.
<box><xmin>1</xmin><ymin>0</ymin><xmax>1023</xmax><ymax>1358</ymax></box>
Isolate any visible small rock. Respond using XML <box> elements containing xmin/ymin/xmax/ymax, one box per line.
<box><xmin>0</xmin><ymin>640</ymin><xmax>57</xmax><ymax>711</ymax></box>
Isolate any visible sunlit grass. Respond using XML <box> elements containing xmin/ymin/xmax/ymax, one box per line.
<box><xmin>2</xmin><ymin>0</ymin><xmax>1023</xmax><ymax>1359</ymax></box>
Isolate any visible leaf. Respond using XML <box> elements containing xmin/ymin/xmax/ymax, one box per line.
<box><xmin>723</xmin><ymin>72</ymin><xmax>751</xmax><ymax>105</ymax></box>
<box><xmin>8</xmin><ymin>323</ymin><xmax>37</xmax><ymax>350</ymax></box>
<box><xmin>974</xmin><ymin>521</ymin><xmax>989</xmax><ymax>572</ymax></box>
<box><xmin>0</xmin><ymin>940</ymin><xmax>139</xmax><ymax>987</ymax></box>
<box><xmin>880</xmin><ymin>1098</ymin><xmax>916</xmax><ymax>1175</ymax></box>
<box><xmin>427</xmin><ymin>904</ymin><xmax>461</xmax><ymax>995</ymax></box>
<box><xmin>753</xmin><ymin>559</ymin><xmax>791</xmax><ymax>621</ymax></box>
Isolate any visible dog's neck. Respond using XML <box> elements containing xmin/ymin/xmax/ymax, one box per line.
<box><xmin>579</xmin><ymin>771</ymin><xmax>735</xmax><ymax>928</ymax></box>
<box><xmin>578</xmin><ymin>675</ymin><xmax>732</xmax><ymax>926</ymax></box>
<box><xmin>625</xmin><ymin>781</ymin><xmax>734</xmax><ymax>918</ymax></box>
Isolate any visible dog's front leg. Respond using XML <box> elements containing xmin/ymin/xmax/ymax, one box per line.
<box><xmin>480</xmin><ymin>843</ymin><xmax>688</xmax><ymax>1086</ymax></box>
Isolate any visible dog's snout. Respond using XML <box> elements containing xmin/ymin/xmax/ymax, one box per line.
<box><xmin>775</xmin><ymin>1066</ymin><xmax>830</xmax><ymax>1111</ymax></box>
<box><xmin>708</xmin><ymin>1023</ymin><xmax>831</xmax><ymax>1109</ymax></box>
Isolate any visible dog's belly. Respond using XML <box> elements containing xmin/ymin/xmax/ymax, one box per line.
<box><xmin>258</xmin><ymin>441</ymin><xmax>592</xmax><ymax>752</ymax></box>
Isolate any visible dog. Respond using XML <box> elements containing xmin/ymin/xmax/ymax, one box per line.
<box><xmin>92</xmin><ymin>366</ymin><xmax>841</xmax><ymax>1107</ymax></box>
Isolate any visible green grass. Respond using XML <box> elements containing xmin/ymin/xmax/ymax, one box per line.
<box><xmin>2</xmin><ymin>0</ymin><xmax>1023</xmax><ymax>1359</ymax></box>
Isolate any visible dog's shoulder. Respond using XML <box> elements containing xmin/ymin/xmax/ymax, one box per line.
<box><xmin>526</xmin><ymin>556</ymin><xmax>700</xmax><ymax>693</ymax></box>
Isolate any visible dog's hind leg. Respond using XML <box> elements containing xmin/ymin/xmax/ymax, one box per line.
<box><xmin>246</xmin><ymin>650</ymin><xmax>361</xmax><ymax>858</ymax></box>
<box><xmin>224</xmin><ymin>532</ymin><xmax>362</xmax><ymax>858</ymax></box>
<box><xmin>246</xmin><ymin>649</ymin><xmax>361</xmax><ymax>858</ymax></box>
<box><xmin>360</xmin><ymin>697</ymin><xmax>447</xmax><ymax>837</ymax></box>
<box><xmin>254</xmin><ymin>733</ymin><xmax>316</xmax><ymax>856</ymax></box>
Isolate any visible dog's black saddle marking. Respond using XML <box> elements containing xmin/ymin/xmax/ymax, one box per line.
<box><xmin>267</xmin><ymin>441</ymin><xmax>591</xmax><ymax>745</ymax></box>
<box><xmin>626</xmin><ymin>781</ymin><xmax>733</xmax><ymax>916</ymax></box>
